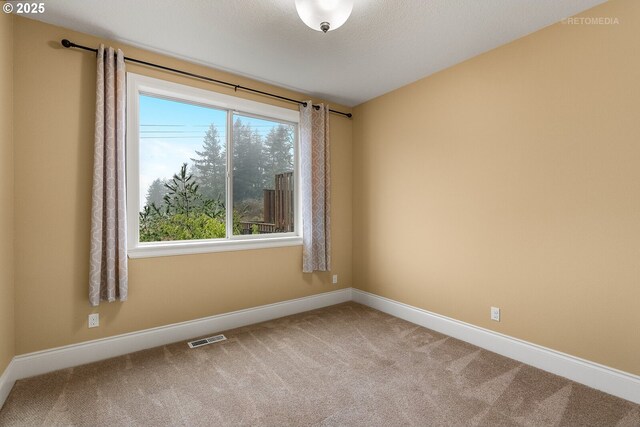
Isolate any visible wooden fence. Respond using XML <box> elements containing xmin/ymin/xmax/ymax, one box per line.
<box><xmin>239</xmin><ymin>171</ymin><xmax>294</xmax><ymax>234</ymax></box>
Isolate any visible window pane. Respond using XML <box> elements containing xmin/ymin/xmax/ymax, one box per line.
<box><xmin>138</xmin><ymin>94</ymin><xmax>227</xmax><ymax>242</ymax></box>
<box><xmin>232</xmin><ymin>114</ymin><xmax>295</xmax><ymax>236</ymax></box>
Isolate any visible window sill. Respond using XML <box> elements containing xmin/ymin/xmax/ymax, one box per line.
<box><xmin>128</xmin><ymin>236</ymin><xmax>303</xmax><ymax>259</ymax></box>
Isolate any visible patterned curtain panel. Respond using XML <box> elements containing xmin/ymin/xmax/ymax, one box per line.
<box><xmin>300</xmin><ymin>102</ymin><xmax>331</xmax><ymax>273</ymax></box>
<box><xmin>89</xmin><ymin>45</ymin><xmax>128</xmax><ymax>306</ymax></box>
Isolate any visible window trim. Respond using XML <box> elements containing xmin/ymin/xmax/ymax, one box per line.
<box><xmin>126</xmin><ymin>73</ymin><xmax>302</xmax><ymax>258</ymax></box>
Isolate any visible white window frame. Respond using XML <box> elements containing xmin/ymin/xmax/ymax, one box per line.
<box><xmin>126</xmin><ymin>73</ymin><xmax>302</xmax><ymax>258</ymax></box>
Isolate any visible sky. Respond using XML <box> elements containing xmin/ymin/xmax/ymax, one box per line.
<box><xmin>138</xmin><ymin>94</ymin><xmax>289</xmax><ymax>210</ymax></box>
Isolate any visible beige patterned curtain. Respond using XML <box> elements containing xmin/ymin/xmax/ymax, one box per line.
<box><xmin>89</xmin><ymin>45</ymin><xmax>128</xmax><ymax>306</ymax></box>
<box><xmin>300</xmin><ymin>102</ymin><xmax>331</xmax><ymax>272</ymax></box>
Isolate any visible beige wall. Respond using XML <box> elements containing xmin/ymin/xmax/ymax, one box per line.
<box><xmin>13</xmin><ymin>17</ymin><xmax>352</xmax><ymax>354</ymax></box>
<box><xmin>0</xmin><ymin>11</ymin><xmax>14</xmax><ymax>374</ymax></box>
<box><xmin>353</xmin><ymin>0</ymin><xmax>640</xmax><ymax>375</ymax></box>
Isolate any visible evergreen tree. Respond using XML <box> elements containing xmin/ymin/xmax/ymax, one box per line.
<box><xmin>263</xmin><ymin>125</ymin><xmax>294</xmax><ymax>189</ymax></box>
<box><xmin>145</xmin><ymin>178</ymin><xmax>168</xmax><ymax>208</ymax></box>
<box><xmin>139</xmin><ymin>164</ymin><xmax>228</xmax><ymax>242</ymax></box>
<box><xmin>190</xmin><ymin>124</ymin><xmax>226</xmax><ymax>201</ymax></box>
<box><xmin>232</xmin><ymin>118</ymin><xmax>264</xmax><ymax>201</ymax></box>
<box><xmin>163</xmin><ymin>163</ymin><xmax>202</xmax><ymax>216</ymax></box>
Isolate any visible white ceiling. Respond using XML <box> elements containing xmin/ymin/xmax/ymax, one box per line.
<box><xmin>28</xmin><ymin>0</ymin><xmax>605</xmax><ymax>107</ymax></box>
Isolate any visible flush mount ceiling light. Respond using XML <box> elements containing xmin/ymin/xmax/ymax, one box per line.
<box><xmin>295</xmin><ymin>0</ymin><xmax>354</xmax><ymax>33</ymax></box>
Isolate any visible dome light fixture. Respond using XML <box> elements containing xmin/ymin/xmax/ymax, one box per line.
<box><xmin>295</xmin><ymin>0</ymin><xmax>354</xmax><ymax>33</ymax></box>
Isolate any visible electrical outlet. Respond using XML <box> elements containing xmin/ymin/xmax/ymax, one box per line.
<box><xmin>490</xmin><ymin>307</ymin><xmax>500</xmax><ymax>322</ymax></box>
<box><xmin>332</xmin><ymin>274</ymin><xmax>338</xmax><ymax>284</ymax></box>
<box><xmin>88</xmin><ymin>313</ymin><xmax>100</xmax><ymax>328</ymax></box>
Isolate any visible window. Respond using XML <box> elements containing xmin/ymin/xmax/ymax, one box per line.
<box><xmin>126</xmin><ymin>73</ymin><xmax>301</xmax><ymax>258</ymax></box>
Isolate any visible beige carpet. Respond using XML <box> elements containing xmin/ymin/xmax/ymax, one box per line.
<box><xmin>0</xmin><ymin>302</ymin><xmax>638</xmax><ymax>426</ymax></box>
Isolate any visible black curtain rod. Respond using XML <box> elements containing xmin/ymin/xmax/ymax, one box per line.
<box><xmin>61</xmin><ymin>39</ymin><xmax>352</xmax><ymax>118</ymax></box>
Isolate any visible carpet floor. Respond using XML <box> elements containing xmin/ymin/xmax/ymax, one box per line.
<box><xmin>0</xmin><ymin>302</ymin><xmax>638</xmax><ymax>426</ymax></box>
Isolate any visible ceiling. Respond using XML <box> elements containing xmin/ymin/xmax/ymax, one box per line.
<box><xmin>28</xmin><ymin>0</ymin><xmax>605</xmax><ymax>107</ymax></box>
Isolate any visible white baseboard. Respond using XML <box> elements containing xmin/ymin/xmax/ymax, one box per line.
<box><xmin>0</xmin><ymin>359</ymin><xmax>15</xmax><ymax>410</ymax></box>
<box><xmin>7</xmin><ymin>288</ymin><xmax>352</xmax><ymax>389</ymax></box>
<box><xmin>2</xmin><ymin>287</ymin><xmax>638</xmax><ymax>410</ymax></box>
<box><xmin>352</xmin><ymin>289</ymin><xmax>640</xmax><ymax>404</ymax></box>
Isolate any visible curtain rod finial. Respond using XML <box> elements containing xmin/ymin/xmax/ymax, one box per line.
<box><xmin>61</xmin><ymin>39</ymin><xmax>72</xmax><ymax>48</ymax></box>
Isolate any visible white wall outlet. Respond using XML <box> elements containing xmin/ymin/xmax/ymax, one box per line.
<box><xmin>332</xmin><ymin>274</ymin><xmax>338</xmax><ymax>284</ymax></box>
<box><xmin>88</xmin><ymin>313</ymin><xmax>100</xmax><ymax>328</ymax></box>
<box><xmin>491</xmin><ymin>307</ymin><xmax>500</xmax><ymax>322</ymax></box>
